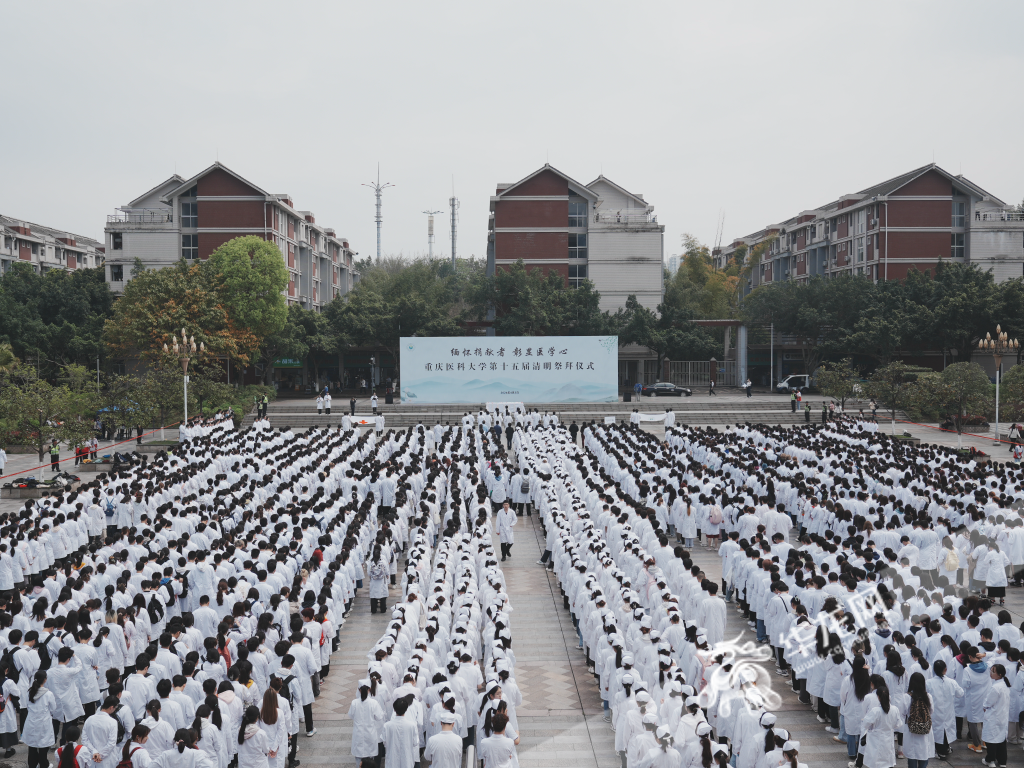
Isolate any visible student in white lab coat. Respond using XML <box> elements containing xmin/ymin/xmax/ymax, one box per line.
<box><xmin>346</xmin><ymin>680</ymin><xmax>384</xmax><ymax>765</ymax></box>
<box><xmin>0</xmin><ymin>671</ymin><xmax>18</xmax><ymax>757</ymax></box>
<box><xmin>257</xmin><ymin>690</ymin><xmax>288</xmax><ymax>768</ymax></box>
<box><xmin>81</xmin><ymin>696</ymin><xmax>122</xmax><ymax>768</ymax></box>
<box><xmin>983</xmin><ymin>664</ymin><xmax>1011</xmax><ymax>768</ymax></box>
<box><xmin>382</xmin><ymin>697</ymin><xmax>419</xmax><ymax>768</ymax></box>
<box><xmin>496</xmin><ymin>503</ymin><xmax>516</xmax><ymax>562</ymax></box>
<box><xmin>424</xmin><ymin>711</ymin><xmax>463</xmax><ymax>768</ymax></box>
<box><xmin>148</xmin><ymin>728</ymin><xmax>209</xmax><ymax>768</ymax></box>
<box><xmin>54</xmin><ymin>726</ymin><xmax>90</xmax><ymax>768</ymax></box>
<box><xmin>22</xmin><ymin>671</ymin><xmax>60</xmax><ymax>768</ymax></box>
<box><xmin>192</xmin><ymin>703</ymin><xmax>228</xmax><ymax>768</ymax></box>
<box><xmin>901</xmin><ymin>673</ymin><xmax>934</xmax><ymax>768</ymax></box>
<box><xmin>119</xmin><ymin>724</ymin><xmax>153</xmax><ymax>768</ymax></box>
<box><xmin>237</xmin><ymin>705</ymin><xmax>271</xmax><ymax>768</ymax></box>
<box><xmin>925</xmin><ymin>659</ymin><xmax>963</xmax><ymax>758</ymax></box>
<box><xmin>860</xmin><ymin>684</ymin><xmax>903</xmax><ymax>768</ymax></box>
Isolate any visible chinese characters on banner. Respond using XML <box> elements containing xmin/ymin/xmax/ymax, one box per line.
<box><xmin>400</xmin><ymin>336</ymin><xmax>618</xmax><ymax>404</ymax></box>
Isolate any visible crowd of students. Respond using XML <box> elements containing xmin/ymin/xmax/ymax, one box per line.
<box><xmin>0</xmin><ymin>412</ymin><xmax>423</xmax><ymax>768</ymax></box>
<box><xmin>510</xmin><ymin>416</ymin><xmax>1024</xmax><ymax>768</ymax></box>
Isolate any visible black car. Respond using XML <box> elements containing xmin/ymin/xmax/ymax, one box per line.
<box><xmin>641</xmin><ymin>382</ymin><xmax>692</xmax><ymax>397</ymax></box>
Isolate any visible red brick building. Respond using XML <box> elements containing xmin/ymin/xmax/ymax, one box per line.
<box><xmin>488</xmin><ymin>164</ymin><xmax>664</xmax><ymax>311</ymax></box>
<box><xmin>104</xmin><ymin>162</ymin><xmax>357</xmax><ymax>309</ymax></box>
<box><xmin>716</xmin><ymin>164</ymin><xmax>1024</xmax><ymax>287</ymax></box>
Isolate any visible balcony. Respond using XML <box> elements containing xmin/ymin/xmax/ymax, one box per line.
<box><xmin>106</xmin><ymin>210</ymin><xmax>174</xmax><ymax>227</ymax></box>
<box><xmin>974</xmin><ymin>210</ymin><xmax>1024</xmax><ymax>222</ymax></box>
<box><xmin>593</xmin><ymin>210</ymin><xmax>658</xmax><ymax>225</ymax></box>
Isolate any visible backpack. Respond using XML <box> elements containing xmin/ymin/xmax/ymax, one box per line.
<box><xmin>944</xmin><ymin>547</ymin><xmax>960</xmax><ymax>571</ymax></box>
<box><xmin>907</xmin><ymin>697</ymin><xmax>932</xmax><ymax>735</ymax></box>
<box><xmin>709</xmin><ymin>506</ymin><xmax>723</xmax><ymax>525</ymax></box>
<box><xmin>279</xmin><ymin>674</ymin><xmax>296</xmax><ymax>707</ymax></box>
<box><xmin>37</xmin><ymin>633</ymin><xmax>56</xmax><ymax>671</ymax></box>
<box><xmin>520</xmin><ymin>479</ymin><xmax>529</xmax><ymax>495</ymax></box>
<box><xmin>0</xmin><ymin>647</ymin><xmax>19</xmax><ymax>684</ymax></box>
<box><xmin>104</xmin><ymin>499</ymin><xmax>116</xmax><ymax>519</ymax></box>
<box><xmin>112</xmin><ymin>706</ymin><xmax>126</xmax><ymax>743</ymax></box>
<box><xmin>116</xmin><ymin>745</ymin><xmax>142</xmax><ymax>768</ymax></box>
<box><xmin>147</xmin><ymin>593</ymin><xmax>165</xmax><ymax>624</ymax></box>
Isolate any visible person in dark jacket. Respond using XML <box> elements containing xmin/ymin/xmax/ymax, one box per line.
<box><xmin>504</xmin><ymin>424</ymin><xmax>514</xmax><ymax>448</ymax></box>
<box><xmin>569</xmin><ymin>421</ymin><xmax>580</xmax><ymax>444</ymax></box>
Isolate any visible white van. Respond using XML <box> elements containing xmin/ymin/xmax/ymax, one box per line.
<box><xmin>775</xmin><ymin>374</ymin><xmax>812</xmax><ymax>393</ymax></box>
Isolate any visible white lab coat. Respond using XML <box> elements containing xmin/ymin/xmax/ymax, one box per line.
<box><xmin>496</xmin><ymin>510</ymin><xmax>517</xmax><ymax>544</ymax></box>
<box><xmin>982</xmin><ymin>680</ymin><xmax>1010</xmax><ymax>744</ymax></box>
<box><xmin>22</xmin><ymin>688</ymin><xmax>60</xmax><ymax>748</ymax></box>
<box><xmin>925</xmin><ymin>674</ymin><xmax>963</xmax><ymax>745</ymax></box>
<box><xmin>900</xmin><ymin>693</ymin><xmax>935</xmax><ymax>761</ymax></box>
<box><xmin>962</xmin><ymin>663</ymin><xmax>992</xmax><ymax>723</ymax></box>
<box><xmin>149</xmin><ymin>747</ymin><xmax>215</xmax><ymax>768</ymax></box>
<box><xmin>237</xmin><ymin>728</ymin><xmax>271</xmax><ymax>768</ymax></box>
<box><xmin>82</xmin><ymin>711</ymin><xmax>121</xmax><ymax>768</ymax></box>
<box><xmin>347</xmin><ymin>696</ymin><xmax>385</xmax><ymax>759</ymax></box>
<box><xmin>860</xmin><ymin>704</ymin><xmax>903</xmax><ymax>768</ymax></box>
<box><xmin>383</xmin><ymin>714</ymin><xmax>419</xmax><ymax>768</ymax></box>
<box><xmin>260</xmin><ymin>712</ymin><xmax>288</xmax><ymax>768</ymax></box>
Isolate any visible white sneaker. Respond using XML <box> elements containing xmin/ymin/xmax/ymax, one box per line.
<box><xmin>305</xmin><ymin>729</ymin><xmax>317</xmax><ymax>737</ymax></box>
<box><xmin>825</xmin><ymin>726</ymin><xmax>838</xmax><ymax>734</ymax></box>
<box><xmin>816</xmin><ymin>715</ymin><xmax>828</xmax><ymax>723</ymax></box>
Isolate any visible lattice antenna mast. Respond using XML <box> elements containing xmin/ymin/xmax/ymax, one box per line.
<box><xmin>423</xmin><ymin>210</ymin><xmax>443</xmax><ymax>259</ymax></box>
<box><xmin>362</xmin><ymin>164</ymin><xmax>394</xmax><ymax>262</ymax></box>
<box><xmin>449</xmin><ymin>179</ymin><xmax>460</xmax><ymax>268</ymax></box>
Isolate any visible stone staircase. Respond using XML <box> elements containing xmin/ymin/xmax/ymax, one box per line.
<box><xmin>239</xmin><ymin>397</ymin><xmax>894</xmax><ymax>431</ymax></box>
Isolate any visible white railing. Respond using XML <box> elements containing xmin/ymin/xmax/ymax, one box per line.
<box><xmin>666</xmin><ymin>360</ymin><xmax>738</xmax><ymax>387</ymax></box>
<box><xmin>976</xmin><ymin>210</ymin><xmax>1024</xmax><ymax>222</ymax></box>
<box><xmin>594</xmin><ymin>210</ymin><xmax>657</xmax><ymax>224</ymax></box>
<box><xmin>107</xmin><ymin>210</ymin><xmax>173</xmax><ymax>224</ymax></box>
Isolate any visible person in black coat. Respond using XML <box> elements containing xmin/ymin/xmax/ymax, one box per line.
<box><xmin>569</xmin><ymin>420</ymin><xmax>580</xmax><ymax>444</ymax></box>
<box><xmin>504</xmin><ymin>424</ymin><xmax>514</xmax><ymax>448</ymax></box>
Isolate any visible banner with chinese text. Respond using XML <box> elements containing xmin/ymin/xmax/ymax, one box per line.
<box><xmin>400</xmin><ymin>336</ymin><xmax>618</xmax><ymax>403</ymax></box>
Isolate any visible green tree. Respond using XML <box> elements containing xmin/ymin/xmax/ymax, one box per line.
<box><xmin>257</xmin><ymin>305</ymin><xmax>309</xmax><ymax>386</ymax></box>
<box><xmin>205</xmin><ymin>236</ymin><xmax>289</xmax><ymax>354</ymax></box>
<box><xmin>864</xmin><ymin>361</ymin><xmax>930</xmax><ymax>436</ymax></box>
<box><xmin>816</xmin><ymin>358</ymin><xmax>858</xmax><ymax>408</ymax></box>
<box><xmin>101</xmin><ymin>375</ymin><xmax>158</xmax><ymax>438</ymax></box>
<box><xmin>614</xmin><ymin>295</ymin><xmax>718</xmax><ymax>379</ymax></box>
<box><xmin>105</xmin><ymin>260</ymin><xmax>255</xmax><ymax>364</ymax></box>
<box><xmin>916</xmin><ymin>362</ymin><xmax>992</xmax><ymax>449</ymax></box>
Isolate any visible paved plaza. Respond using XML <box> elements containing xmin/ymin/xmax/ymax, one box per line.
<box><xmin>0</xmin><ymin>412</ymin><xmax>1022</xmax><ymax>768</ymax></box>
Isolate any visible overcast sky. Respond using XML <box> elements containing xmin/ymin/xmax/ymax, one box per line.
<box><xmin>3</xmin><ymin>1</ymin><xmax>1023</xmax><ymax>263</ymax></box>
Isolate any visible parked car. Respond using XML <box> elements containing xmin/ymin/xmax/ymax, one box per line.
<box><xmin>641</xmin><ymin>382</ymin><xmax>693</xmax><ymax>397</ymax></box>
<box><xmin>775</xmin><ymin>374</ymin><xmax>812</xmax><ymax>393</ymax></box>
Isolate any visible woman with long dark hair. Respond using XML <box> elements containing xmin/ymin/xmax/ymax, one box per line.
<box><xmin>193</xmin><ymin>702</ymin><xmax>228</xmax><ymax>768</ymax></box>
<box><xmin>347</xmin><ymin>679</ymin><xmax>385</xmax><ymax>767</ymax></box>
<box><xmin>22</xmin><ymin>671</ymin><xmax>59</xmax><ymax>768</ymax></box>
<box><xmin>840</xmin><ymin>656</ymin><xmax>871</xmax><ymax>762</ymax></box>
<box><xmin>861</xmin><ymin>682</ymin><xmax>903</xmax><ymax>768</ymax></box>
<box><xmin>982</xmin><ymin>664</ymin><xmax>1011</xmax><ymax>768</ymax></box>
<box><xmin>924</xmin><ymin>658</ymin><xmax>962</xmax><ymax>758</ymax></box>
<box><xmin>902</xmin><ymin>672</ymin><xmax>934</xmax><ymax>768</ymax></box>
<box><xmin>237</xmin><ymin>705</ymin><xmax>271</xmax><ymax>768</ymax></box>
<box><xmin>258</xmin><ymin>688</ymin><xmax>287</xmax><ymax>768</ymax></box>
<box><xmin>119</xmin><ymin>724</ymin><xmax>152</xmax><ymax>768</ymax></box>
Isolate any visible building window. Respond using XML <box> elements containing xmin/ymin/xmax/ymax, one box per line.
<box><xmin>951</xmin><ymin>232</ymin><xmax>965</xmax><ymax>259</ymax></box>
<box><xmin>568</xmin><ymin>200</ymin><xmax>587</xmax><ymax>228</ymax></box>
<box><xmin>856</xmin><ymin>237</ymin><xmax>865</xmax><ymax>262</ymax></box>
<box><xmin>182</xmin><ymin>234</ymin><xmax>198</xmax><ymax>260</ymax></box>
<box><xmin>568</xmin><ymin>233</ymin><xmax>587</xmax><ymax>259</ymax></box>
<box><xmin>568</xmin><ymin>263</ymin><xmax>587</xmax><ymax>288</ymax></box>
<box><xmin>112</xmin><ymin>232</ymin><xmax>123</xmax><ymax>250</ymax></box>
<box><xmin>3</xmin><ymin>237</ymin><xmax>10</xmax><ymax>251</ymax></box>
<box><xmin>181</xmin><ymin>201</ymin><xmax>198</xmax><ymax>228</ymax></box>
<box><xmin>31</xmin><ymin>243</ymin><xmax>38</xmax><ymax>256</ymax></box>
<box><xmin>952</xmin><ymin>200</ymin><xmax>965</xmax><ymax>228</ymax></box>
<box><xmin>110</xmin><ymin>264</ymin><xmax>124</xmax><ymax>281</ymax></box>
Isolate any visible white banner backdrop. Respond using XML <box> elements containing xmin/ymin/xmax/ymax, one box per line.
<box><xmin>401</xmin><ymin>336</ymin><xmax>618</xmax><ymax>404</ymax></box>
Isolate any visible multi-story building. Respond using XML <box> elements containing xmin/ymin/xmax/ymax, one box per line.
<box><xmin>666</xmin><ymin>254</ymin><xmax>679</xmax><ymax>276</ymax></box>
<box><xmin>0</xmin><ymin>215</ymin><xmax>103</xmax><ymax>275</ymax></box>
<box><xmin>104</xmin><ymin>162</ymin><xmax>357</xmax><ymax>309</ymax></box>
<box><xmin>715</xmin><ymin>164</ymin><xmax>1024</xmax><ymax>289</ymax></box>
<box><xmin>487</xmin><ymin>164</ymin><xmax>664</xmax><ymax>311</ymax></box>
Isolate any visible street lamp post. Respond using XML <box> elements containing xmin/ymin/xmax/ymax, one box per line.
<box><xmin>164</xmin><ymin>328</ymin><xmax>204</xmax><ymax>436</ymax></box>
<box><xmin>978</xmin><ymin>325</ymin><xmax>1019</xmax><ymax>445</ymax></box>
